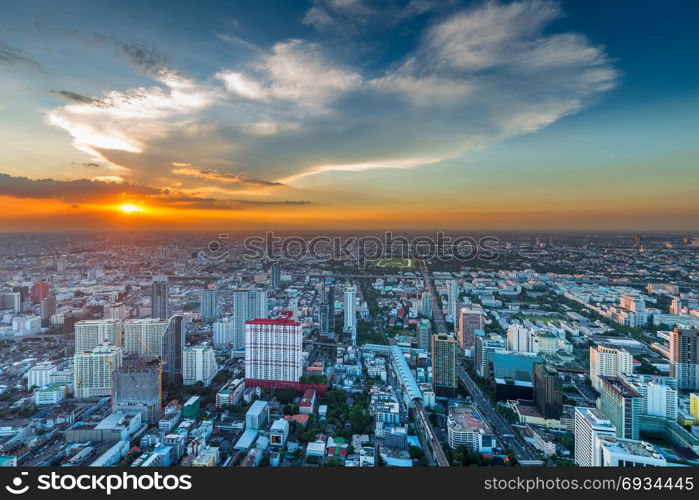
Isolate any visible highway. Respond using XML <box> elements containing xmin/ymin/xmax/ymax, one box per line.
<box><xmin>418</xmin><ymin>259</ymin><xmax>539</xmax><ymax>463</ymax></box>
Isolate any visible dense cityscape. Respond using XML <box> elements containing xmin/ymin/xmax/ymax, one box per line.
<box><xmin>0</xmin><ymin>231</ymin><xmax>697</xmax><ymax>468</ymax></box>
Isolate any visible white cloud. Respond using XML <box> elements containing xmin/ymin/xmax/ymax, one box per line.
<box><xmin>217</xmin><ymin>39</ymin><xmax>362</xmax><ymax>113</ymax></box>
<box><xmin>46</xmin><ymin>0</ymin><xmax>619</xmax><ymax>189</ymax></box>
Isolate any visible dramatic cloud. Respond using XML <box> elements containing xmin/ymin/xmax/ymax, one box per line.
<box><xmin>0</xmin><ymin>172</ymin><xmax>308</xmax><ymax>209</ymax></box>
<box><xmin>43</xmin><ymin>0</ymin><xmax>618</xmax><ymax>192</ymax></box>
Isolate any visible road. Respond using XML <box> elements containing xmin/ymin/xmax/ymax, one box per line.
<box><xmin>418</xmin><ymin>259</ymin><xmax>539</xmax><ymax>463</ymax></box>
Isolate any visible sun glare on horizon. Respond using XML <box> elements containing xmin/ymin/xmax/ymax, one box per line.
<box><xmin>119</xmin><ymin>204</ymin><xmax>143</xmax><ymax>214</ymax></box>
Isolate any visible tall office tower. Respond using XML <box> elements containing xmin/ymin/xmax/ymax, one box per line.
<box><xmin>30</xmin><ymin>281</ymin><xmax>50</xmax><ymax>304</ymax></box>
<box><xmin>420</xmin><ymin>291</ymin><xmax>432</xmax><ymax>318</ymax></box>
<box><xmin>534</xmin><ymin>363</ymin><xmax>562</xmax><ymax>419</ymax></box>
<box><xmin>598</xmin><ymin>376</ymin><xmax>641</xmax><ymax>440</ymax></box>
<box><xmin>574</xmin><ymin>407</ymin><xmax>617</xmax><ymax>466</ymax></box>
<box><xmin>151</xmin><ymin>275</ymin><xmax>170</xmax><ymax>320</ymax></box>
<box><xmin>344</xmin><ymin>285</ymin><xmax>357</xmax><ymax>345</ymax></box>
<box><xmin>123</xmin><ymin>316</ymin><xmax>184</xmax><ymax>384</ymax></box>
<box><xmin>200</xmin><ymin>288</ymin><xmax>220</xmax><ymax>321</ymax></box>
<box><xmin>39</xmin><ymin>295</ymin><xmax>56</xmax><ymax>326</ymax></box>
<box><xmin>213</xmin><ymin>316</ymin><xmax>234</xmax><ymax>348</ymax></box>
<box><xmin>589</xmin><ymin>344</ymin><xmax>633</xmax><ymax>390</ymax></box>
<box><xmin>245</xmin><ymin>313</ymin><xmax>302</xmax><ymax>383</ymax></box>
<box><xmin>104</xmin><ymin>302</ymin><xmax>127</xmax><ymax>320</ymax></box>
<box><xmin>162</xmin><ymin>315</ymin><xmax>184</xmax><ymax>384</ymax></box>
<box><xmin>0</xmin><ymin>292</ymin><xmax>21</xmax><ymax>314</ymax></box>
<box><xmin>458</xmin><ymin>308</ymin><xmax>485</xmax><ymax>350</ymax></box>
<box><xmin>446</xmin><ymin>280</ymin><xmax>458</xmax><ymax>322</ymax></box>
<box><xmin>270</xmin><ymin>262</ymin><xmax>281</xmax><ymax>290</ymax></box>
<box><xmin>320</xmin><ymin>285</ymin><xmax>335</xmax><ymax>340</ymax></box>
<box><xmin>432</xmin><ymin>333</ymin><xmax>457</xmax><ymax>397</ymax></box>
<box><xmin>75</xmin><ymin>319</ymin><xmax>122</xmax><ymax>353</ymax></box>
<box><xmin>620</xmin><ymin>373</ymin><xmax>678</xmax><ymax>420</ymax></box>
<box><xmin>231</xmin><ymin>289</ymin><xmax>269</xmax><ymax>350</ymax></box>
<box><xmin>113</xmin><ymin>357</ymin><xmax>162</xmax><ymax>423</ymax></box>
<box><xmin>670</xmin><ymin>326</ymin><xmax>699</xmax><ymax>390</ymax></box>
<box><xmin>507</xmin><ymin>324</ymin><xmax>539</xmax><ymax>353</ymax></box>
<box><xmin>183</xmin><ymin>344</ymin><xmax>219</xmax><ymax>386</ymax></box>
<box><xmin>417</xmin><ymin>319</ymin><xmax>432</xmax><ymax>352</ymax></box>
<box><xmin>73</xmin><ymin>343</ymin><xmax>123</xmax><ymax>399</ymax></box>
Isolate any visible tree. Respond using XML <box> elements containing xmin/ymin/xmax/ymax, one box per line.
<box><xmin>274</xmin><ymin>387</ymin><xmax>300</xmax><ymax>404</ymax></box>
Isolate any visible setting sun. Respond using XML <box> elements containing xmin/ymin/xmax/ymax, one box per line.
<box><xmin>119</xmin><ymin>204</ymin><xmax>143</xmax><ymax>214</ymax></box>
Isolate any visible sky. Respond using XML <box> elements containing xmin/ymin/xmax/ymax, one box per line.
<box><xmin>1</xmin><ymin>0</ymin><xmax>698</xmax><ymax>232</ymax></box>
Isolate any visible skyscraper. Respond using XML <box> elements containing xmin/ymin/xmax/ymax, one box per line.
<box><xmin>183</xmin><ymin>344</ymin><xmax>219</xmax><ymax>386</ymax></box>
<box><xmin>122</xmin><ymin>316</ymin><xmax>184</xmax><ymax>384</ymax></box>
<box><xmin>39</xmin><ymin>295</ymin><xmax>56</xmax><ymax>326</ymax></box>
<box><xmin>458</xmin><ymin>308</ymin><xmax>485</xmax><ymax>350</ymax></box>
<box><xmin>432</xmin><ymin>333</ymin><xmax>457</xmax><ymax>397</ymax></box>
<box><xmin>344</xmin><ymin>285</ymin><xmax>357</xmax><ymax>345</ymax></box>
<box><xmin>270</xmin><ymin>262</ymin><xmax>281</xmax><ymax>290</ymax></box>
<box><xmin>320</xmin><ymin>285</ymin><xmax>335</xmax><ymax>340</ymax></box>
<box><xmin>420</xmin><ymin>291</ymin><xmax>432</xmax><ymax>318</ymax></box>
<box><xmin>200</xmin><ymin>288</ymin><xmax>220</xmax><ymax>321</ymax></box>
<box><xmin>574</xmin><ymin>407</ymin><xmax>617</xmax><ymax>466</ymax></box>
<box><xmin>75</xmin><ymin>319</ymin><xmax>122</xmax><ymax>353</ymax></box>
<box><xmin>670</xmin><ymin>326</ymin><xmax>699</xmax><ymax>390</ymax></box>
<box><xmin>213</xmin><ymin>316</ymin><xmax>234</xmax><ymax>348</ymax></box>
<box><xmin>620</xmin><ymin>373</ymin><xmax>678</xmax><ymax>420</ymax></box>
<box><xmin>151</xmin><ymin>275</ymin><xmax>170</xmax><ymax>320</ymax></box>
<box><xmin>245</xmin><ymin>312</ymin><xmax>302</xmax><ymax>385</ymax></box>
<box><xmin>231</xmin><ymin>289</ymin><xmax>268</xmax><ymax>350</ymax></box>
<box><xmin>73</xmin><ymin>343</ymin><xmax>123</xmax><ymax>399</ymax></box>
<box><xmin>446</xmin><ymin>280</ymin><xmax>458</xmax><ymax>323</ymax></box>
<box><xmin>598</xmin><ymin>376</ymin><xmax>641</xmax><ymax>440</ymax></box>
<box><xmin>534</xmin><ymin>363</ymin><xmax>562</xmax><ymax>419</ymax></box>
<box><xmin>589</xmin><ymin>344</ymin><xmax>633</xmax><ymax>390</ymax></box>
<box><xmin>417</xmin><ymin>319</ymin><xmax>432</xmax><ymax>352</ymax></box>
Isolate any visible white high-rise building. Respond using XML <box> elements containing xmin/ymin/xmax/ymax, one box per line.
<box><xmin>122</xmin><ymin>317</ymin><xmax>184</xmax><ymax>383</ymax></box>
<box><xmin>344</xmin><ymin>286</ymin><xmax>357</xmax><ymax>331</ymax></box>
<box><xmin>123</xmin><ymin>319</ymin><xmax>169</xmax><ymax>357</ymax></box>
<box><xmin>589</xmin><ymin>344</ymin><xmax>633</xmax><ymax>390</ymax></box>
<box><xmin>574</xmin><ymin>407</ymin><xmax>617</xmax><ymax>466</ymax></box>
<box><xmin>245</xmin><ymin>313</ymin><xmax>302</xmax><ymax>383</ymax></box>
<box><xmin>0</xmin><ymin>292</ymin><xmax>21</xmax><ymax>314</ymax></box>
<box><xmin>73</xmin><ymin>343</ymin><xmax>123</xmax><ymax>399</ymax></box>
<box><xmin>183</xmin><ymin>344</ymin><xmax>218</xmax><ymax>386</ymax></box>
<box><xmin>213</xmin><ymin>317</ymin><xmax>234</xmax><ymax>348</ymax></box>
<box><xmin>75</xmin><ymin>319</ymin><xmax>122</xmax><ymax>353</ymax></box>
<box><xmin>27</xmin><ymin>361</ymin><xmax>57</xmax><ymax>389</ymax></box>
<box><xmin>621</xmin><ymin>373</ymin><xmax>678</xmax><ymax>420</ymax></box>
<box><xmin>507</xmin><ymin>325</ymin><xmax>539</xmax><ymax>353</ymax></box>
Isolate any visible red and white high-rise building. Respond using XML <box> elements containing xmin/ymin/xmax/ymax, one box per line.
<box><xmin>245</xmin><ymin>312</ymin><xmax>302</xmax><ymax>383</ymax></box>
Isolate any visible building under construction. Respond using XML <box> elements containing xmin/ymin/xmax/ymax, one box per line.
<box><xmin>112</xmin><ymin>356</ymin><xmax>162</xmax><ymax>423</ymax></box>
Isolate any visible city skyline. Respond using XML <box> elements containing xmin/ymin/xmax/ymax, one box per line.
<box><xmin>2</xmin><ymin>0</ymin><xmax>699</xmax><ymax>231</ymax></box>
